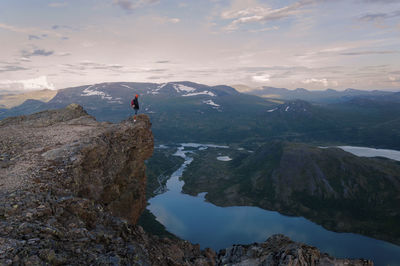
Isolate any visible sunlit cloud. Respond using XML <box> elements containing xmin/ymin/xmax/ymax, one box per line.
<box><xmin>302</xmin><ymin>78</ymin><xmax>329</xmax><ymax>87</ymax></box>
<box><xmin>1</xmin><ymin>0</ymin><xmax>400</xmax><ymax>91</ymax></box>
<box><xmin>221</xmin><ymin>0</ymin><xmax>314</xmax><ymax>32</ymax></box>
<box><xmin>339</xmin><ymin>50</ymin><xmax>398</xmax><ymax>56</ymax></box>
<box><xmin>0</xmin><ymin>23</ymin><xmax>31</xmax><ymax>34</ymax></box>
<box><xmin>252</xmin><ymin>73</ymin><xmax>271</xmax><ymax>83</ymax></box>
<box><xmin>0</xmin><ymin>76</ymin><xmax>55</xmax><ymax>91</ymax></box>
<box><xmin>152</xmin><ymin>16</ymin><xmax>181</xmax><ymax>24</ymax></box>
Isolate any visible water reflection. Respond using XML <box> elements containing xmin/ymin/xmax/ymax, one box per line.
<box><xmin>147</xmin><ymin>144</ymin><xmax>400</xmax><ymax>266</ymax></box>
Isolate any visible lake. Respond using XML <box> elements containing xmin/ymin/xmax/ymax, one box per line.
<box><xmin>147</xmin><ymin>144</ymin><xmax>400</xmax><ymax>266</ymax></box>
<box><xmin>338</xmin><ymin>146</ymin><xmax>400</xmax><ymax>161</ymax></box>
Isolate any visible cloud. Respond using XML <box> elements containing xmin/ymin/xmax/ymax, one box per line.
<box><xmin>51</xmin><ymin>25</ymin><xmax>76</xmax><ymax>31</ymax></box>
<box><xmin>58</xmin><ymin>52</ymin><xmax>71</xmax><ymax>56</ymax></box>
<box><xmin>361</xmin><ymin>0</ymin><xmax>399</xmax><ymax>3</ymax></box>
<box><xmin>153</xmin><ymin>16</ymin><xmax>181</xmax><ymax>24</ymax></box>
<box><xmin>156</xmin><ymin>60</ymin><xmax>170</xmax><ymax>64</ymax></box>
<box><xmin>221</xmin><ymin>0</ymin><xmax>314</xmax><ymax>31</ymax></box>
<box><xmin>388</xmin><ymin>76</ymin><xmax>399</xmax><ymax>82</ymax></box>
<box><xmin>360</xmin><ymin>10</ymin><xmax>400</xmax><ymax>22</ymax></box>
<box><xmin>28</xmin><ymin>35</ymin><xmax>41</xmax><ymax>40</ymax></box>
<box><xmin>0</xmin><ymin>65</ymin><xmax>29</xmax><ymax>73</ymax></box>
<box><xmin>340</xmin><ymin>50</ymin><xmax>398</xmax><ymax>56</ymax></box>
<box><xmin>0</xmin><ymin>23</ymin><xmax>63</xmax><ymax>38</ymax></box>
<box><xmin>22</xmin><ymin>49</ymin><xmax>54</xmax><ymax>57</ymax></box>
<box><xmin>252</xmin><ymin>73</ymin><xmax>271</xmax><ymax>83</ymax></box>
<box><xmin>249</xmin><ymin>26</ymin><xmax>279</xmax><ymax>33</ymax></box>
<box><xmin>61</xmin><ymin>61</ymin><xmax>125</xmax><ymax>72</ymax></box>
<box><xmin>302</xmin><ymin>78</ymin><xmax>329</xmax><ymax>87</ymax></box>
<box><xmin>148</xmin><ymin>74</ymin><xmax>175</xmax><ymax>80</ymax></box>
<box><xmin>112</xmin><ymin>0</ymin><xmax>160</xmax><ymax>10</ymax></box>
<box><xmin>0</xmin><ymin>76</ymin><xmax>55</xmax><ymax>91</ymax></box>
<box><xmin>28</xmin><ymin>34</ymin><xmax>48</xmax><ymax>40</ymax></box>
<box><xmin>147</xmin><ymin>68</ymin><xmax>167</xmax><ymax>73</ymax></box>
<box><xmin>0</xmin><ymin>23</ymin><xmax>30</xmax><ymax>33</ymax></box>
<box><xmin>169</xmin><ymin>18</ymin><xmax>181</xmax><ymax>24</ymax></box>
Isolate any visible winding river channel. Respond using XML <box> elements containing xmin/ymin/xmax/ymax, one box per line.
<box><xmin>148</xmin><ymin>144</ymin><xmax>400</xmax><ymax>266</ymax></box>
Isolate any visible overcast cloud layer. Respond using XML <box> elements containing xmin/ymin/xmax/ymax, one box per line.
<box><xmin>1</xmin><ymin>0</ymin><xmax>400</xmax><ymax>91</ymax></box>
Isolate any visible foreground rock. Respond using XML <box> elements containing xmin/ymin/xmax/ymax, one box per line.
<box><xmin>218</xmin><ymin>235</ymin><xmax>372</xmax><ymax>266</ymax></box>
<box><xmin>0</xmin><ymin>105</ymin><xmax>372</xmax><ymax>265</ymax></box>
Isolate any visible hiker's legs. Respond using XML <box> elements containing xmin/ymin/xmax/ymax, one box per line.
<box><xmin>134</xmin><ymin>109</ymin><xmax>138</xmax><ymax>120</ymax></box>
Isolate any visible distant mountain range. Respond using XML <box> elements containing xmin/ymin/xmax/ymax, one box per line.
<box><xmin>0</xmin><ymin>89</ymin><xmax>57</xmax><ymax>109</ymax></box>
<box><xmin>233</xmin><ymin>85</ymin><xmax>396</xmax><ymax>103</ymax></box>
<box><xmin>1</xmin><ymin>81</ymin><xmax>400</xmax><ymax>149</ymax></box>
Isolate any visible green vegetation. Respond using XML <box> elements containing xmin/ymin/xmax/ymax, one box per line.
<box><xmin>146</xmin><ymin>146</ymin><xmax>184</xmax><ymax>198</ymax></box>
<box><xmin>140</xmin><ymin>146</ymin><xmax>184</xmax><ymax>237</ymax></box>
<box><xmin>137</xmin><ymin>209</ymin><xmax>178</xmax><ymax>239</ymax></box>
<box><xmin>1</xmin><ymin>82</ymin><xmax>400</xmax><ymax>149</ymax></box>
<box><xmin>180</xmin><ymin>141</ymin><xmax>400</xmax><ymax>245</ymax></box>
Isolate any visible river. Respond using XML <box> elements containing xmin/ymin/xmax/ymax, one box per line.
<box><xmin>147</xmin><ymin>144</ymin><xmax>400</xmax><ymax>266</ymax></box>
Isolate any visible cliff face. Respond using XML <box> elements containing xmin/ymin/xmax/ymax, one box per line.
<box><xmin>0</xmin><ymin>103</ymin><xmax>153</xmax><ymax>224</ymax></box>
<box><xmin>0</xmin><ymin>104</ymin><xmax>216</xmax><ymax>265</ymax></box>
<box><xmin>65</xmin><ymin>111</ymin><xmax>153</xmax><ymax>224</ymax></box>
<box><xmin>0</xmin><ymin>105</ymin><xmax>372</xmax><ymax>265</ymax></box>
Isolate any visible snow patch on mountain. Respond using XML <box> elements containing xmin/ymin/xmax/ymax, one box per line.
<box><xmin>158</xmin><ymin>83</ymin><xmax>168</xmax><ymax>89</ymax></box>
<box><xmin>120</xmin><ymin>84</ymin><xmax>133</xmax><ymax>89</ymax></box>
<box><xmin>145</xmin><ymin>83</ymin><xmax>170</xmax><ymax>95</ymax></box>
<box><xmin>217</xmin><ymin>156</ymin><xmax>232</xmax><ymax>161</ymax></box>
<box><xmin>81</xmin><ymin>85</ymin><xmax>105</xmax><ymax>97</ymax></box>
<box><xmin>173</xmin><ymin>84</ymin><xmax>195</xmax><ymax>93</ymax></box>
<box><xmin>183</xmin><ymin>91</ymin><xmax>216</xmax><ymax>97</ymax></box>
<box><xmin>203</xmin><ymin>100</ymin><xmax>220</xmax><ymax>108</ymax></box>
<box><xmin>81</xmin><ymin>85</ymin><xmax>123</xmax><ymax>104</ymax></box>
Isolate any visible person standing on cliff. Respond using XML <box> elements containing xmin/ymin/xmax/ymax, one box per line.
<box><xmin>131</xmin><ymin>94</ymin><xmax>139</xmax><ymax>122</ymax></box>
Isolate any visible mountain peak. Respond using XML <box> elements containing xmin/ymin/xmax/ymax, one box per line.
<box><xmin>295</xmin><ymin>88</ymin><xmax>308</xmax><ymax>92</ymax></box>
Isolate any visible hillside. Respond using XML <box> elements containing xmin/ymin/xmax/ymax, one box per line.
<box><xmin>181</xmin><ymin>141</ymin><xmax>400</xmax><ymax>245</ymax></box>
<box><xmin>238</xmin><ymin>86</ymin><xmax>395</xmax><ymax>103</ymax></box>
<box><xmin>1</xmin><ymin>81</ymin><xmax>400</xmax><ymax>149</ymax></box>
<box><xmin>0</xmin><ymin>106</ymin><xmax>372</xmax><ymax>265</ymax></box>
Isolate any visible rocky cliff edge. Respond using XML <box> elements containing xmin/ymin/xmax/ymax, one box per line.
<box><xmin>0</xmin><ymin>104</ymin><xmax>372</xmax><ymax>265</ymax></box>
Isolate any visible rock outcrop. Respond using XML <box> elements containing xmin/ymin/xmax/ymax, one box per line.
<box><xmin>218</xmin><ymin>234</ymin><xmax>372</xmax><ymax>266</ymax></box>
<box><xmin>0</xmin><ymin>105</ymin><xmax>373</xmax><ymax>265</ymax></box>
<box><xmin>0</xmin><ymin>103</ymin><xmax>152</xmax><ymax>224</ymax></box>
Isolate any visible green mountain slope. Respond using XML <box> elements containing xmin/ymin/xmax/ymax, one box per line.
<box><xmin>181</xmin><ymin>141</ymin><xmax>400</xmax><ymax>245</ymax></box>
<box><xmin>1</xmin><ymin>81</ymin><xmax>400</xmax><ymax>148</ymax></box>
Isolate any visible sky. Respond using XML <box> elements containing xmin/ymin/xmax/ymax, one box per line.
<box><xmin>1</xmin><ymin>0</ymin><xmax>400</xmax><ymax>91</ymax></box>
